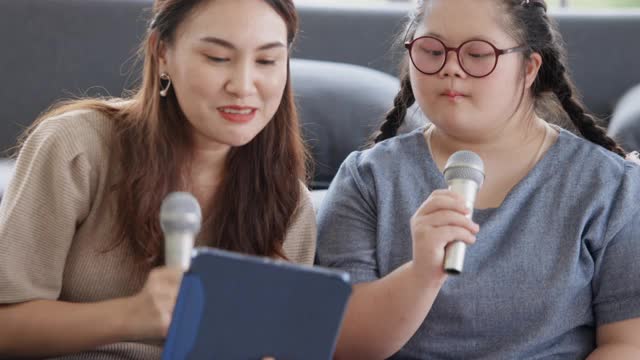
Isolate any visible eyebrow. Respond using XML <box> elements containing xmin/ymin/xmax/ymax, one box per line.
<box><xmin>199</xmin><ymin>36</ymin><xmax>286</xmax><ymax>51</ymax></box>
<box><xmin>425</xmin><ymin>31</ymin><xmax>446</xmax><ymax>40</ymax></box>
<box><xmin>423</xmin><ymin>32</ymin><xmax>497</xmax><ymax>44</ymax></box>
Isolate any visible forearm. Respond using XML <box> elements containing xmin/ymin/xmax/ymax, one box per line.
<box><xmin>334</xmin><ymin>261</ymin><xmax>444</xmax><ymax>360</ymax></box>
<box><xmin>588</xmin><ymin>344</ymin><xmax>640</xmax><ymax>360</ymax></box>
<box><xmin>0</xmin><ymin>298</ymin><xmax>135</xmax><ymax>358</ymax></box>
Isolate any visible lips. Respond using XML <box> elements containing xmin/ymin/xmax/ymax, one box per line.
<box><xmin>217</xmin><ymin>105</ymin><xmax>258</xmax><ymax>124</ymax></box>
<box><xmin>442</xmin><ymin>90</ymin><xmax>466</xmax><ymax>97</ymax></box>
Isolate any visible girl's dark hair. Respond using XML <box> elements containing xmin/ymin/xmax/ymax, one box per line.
<box><xmin>373</xmin><ymin>0</ymin><xmax>626</xmax><ymax>158</ymax></box>
<box><xmin>18</xmin><ymin>0</ymin><xmax>307</xmax><ymax>265</ymax></box>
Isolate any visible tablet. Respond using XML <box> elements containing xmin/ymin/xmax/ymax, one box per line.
<box><xmin>162</xmin><ymin>247</ymin><xmax>352</xmax><ymax>360</ymax></box>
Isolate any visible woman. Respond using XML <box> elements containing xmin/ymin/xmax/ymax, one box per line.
<box><xmin>316</xmin><ymin>0</ymin><xmax>640</xmax><ymax>358</ymax></box>
<box><xmin>0</xmin><ymin>0</ymin><xmax>314</xmax><ymax>358</ymax></box>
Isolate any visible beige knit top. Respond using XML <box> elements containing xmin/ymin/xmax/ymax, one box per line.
<box><xmin>0</xmin><ymin>109</ymin><xmax>317</xmax><ymax>359</ymax></box>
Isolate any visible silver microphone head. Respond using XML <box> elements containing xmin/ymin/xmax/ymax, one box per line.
<box><xmin>160</xmin><ymin>192</ymin><xmax>202</xmax><ymax>234</ymax></box>
<box><xmin>443</xmin><ymin>150</ymin><xmax>485</xmax><ymax>187</ymax></box>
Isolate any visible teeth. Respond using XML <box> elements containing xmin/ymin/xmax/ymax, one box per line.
<box><xmin>221</xmin><ymin>108</ymin><xmax>252</xmax><ymax>115</ymax></box>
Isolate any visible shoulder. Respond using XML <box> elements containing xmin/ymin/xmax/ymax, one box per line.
<box><xmin>341</xmin><ymin>127</ymin><xmax>427</xmax><ymax>180</ymax></box>
<box><xmin>556</xmin><ymin>129</ymin><xmax>640</xmax><ymax>239</ymax></box>
<box><xmin>292</xmin><ymin>181</ymin><xmax>316</xmax><ymax>232</ymax></box>
<box><xmin>298</xmin><ymin>181</ymin><xmax>314</xmax><ymax>210</ymax></box>
<box><xmin>25</xmin><ymin>107</ymin><xmax>115</xmax><ymax>163</ymax></box>
<box><xmin>557</xmin><ymin>129</ymin><xmax>636</xmax><ymax>186</ymax></box>
<box><xmin>357</xmin><ymin>127</ymin><xmax>426</xmax><ymax>163</ymax></box>
<box><xmin>282</xmin><ymin>181</ymin><xmax>317</xmax><ymax>265</ymax></box>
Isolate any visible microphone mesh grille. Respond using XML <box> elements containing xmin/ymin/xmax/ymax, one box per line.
<box><xmin>160</xmin><ymin>192</ymin><xmax>202</xmax><ymax>234</ymax></box>
<box><xmin>443</xmin><ymin>150</ymin><xmax>485</xmax><ymax>186</ymax></box>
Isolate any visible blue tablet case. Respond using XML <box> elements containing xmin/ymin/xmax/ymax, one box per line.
<box><xmin>162</xmin><ymin>248</ymin><xmax>352</xmax><ymax>360</ymax></box>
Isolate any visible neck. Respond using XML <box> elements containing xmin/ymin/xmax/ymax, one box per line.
<box><xmin>189</xmin><ymin>144</ymin><xmax>230</xmax><ymax>196</ymax></box>
<box><xmin>430</xmin><ymin>115</ymin><xmax>548</xmax><ymax>164</ymax></box>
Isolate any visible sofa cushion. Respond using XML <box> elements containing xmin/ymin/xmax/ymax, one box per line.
<box><xmin>291</xmin><ymin>59</ymin><xmax>400</xmax><ymax>189</ymax></box>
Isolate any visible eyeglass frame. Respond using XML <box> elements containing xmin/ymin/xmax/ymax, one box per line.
<box><xmin>404</xmin><ymin>36</ymin><xmax>529</xmax><ymax>78</ymax></box>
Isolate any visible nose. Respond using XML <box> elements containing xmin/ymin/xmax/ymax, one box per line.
<box><xmin>225</xmin><ymin>60</ymin><xmax>257</xmax><ymax>98</ymax></box>
<box><xmin>439</xmin><ymin>49</ymin><xmax>467</xmax><ymax>79</ymax></box>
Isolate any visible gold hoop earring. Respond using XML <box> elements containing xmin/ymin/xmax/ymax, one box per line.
<box><xmin>159</xmin><ymin>72</ymin><xmax>172</xmax><ymax>97</ymax></box>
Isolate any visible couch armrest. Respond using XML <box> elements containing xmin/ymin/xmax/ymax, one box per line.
<box><xmin>608</xmin><ymin>84</ymin><xmax>640</xmax><ymax>152</ymax></box>
<box><xmin>0</xmin><ymin>159</ymin><xmax>15</xmax><ymax>201</ymax></box>
<box><xmin>310</xmin><ymin>189</ymin><xmax>328</xmax><ymax>213</ymax></box>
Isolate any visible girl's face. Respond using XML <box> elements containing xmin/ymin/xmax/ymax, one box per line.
<box><xmin>410</xmin><ymin>0</ymin><xmax>537</xmax><ymax>141</ymax></box>
<box><xmin>159</xmin><ymin>0</ymin><xmax>289</xmax><ymax>151</ymax></box>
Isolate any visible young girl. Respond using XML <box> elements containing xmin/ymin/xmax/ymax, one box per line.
<box><xmin>0</xmin><ymin>0</ymin><xmax>314</xmax><ymax>358</ymax></box>
<box><xmin>316</xmin><ymin>0</ymin><xmax>640</xmax><ymax>358</ymax></box>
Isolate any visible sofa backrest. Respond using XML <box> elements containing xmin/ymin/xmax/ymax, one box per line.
<box><xmin>295</xmin><ymin>5</ymin><xmax>640</xmax><ymax>119</ymax></box>
<box><xmin>2</xmin><ymin>0</ymin><xmax>639</xmax><ymax>174</ymax></box>
<box><xmin>0</xmin><ymin>0</ymin><xmax>402</xmax><ymax>189</ymax></box>
<box><xmin>291</xmin><ymin>59</ymin><xmax>399</xmax><ymax>188</ymax></box>
<box><xmin>0</xmin><ymin>0</ymin><xmax>150</xmax><ymax>155</ymax></box>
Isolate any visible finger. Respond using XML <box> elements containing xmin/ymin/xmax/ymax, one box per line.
<box><xmin>416</xmin><ymin>194</ymin><xmax>469</xmax><ymax>217</ymax></box>
<box><xmin>152</xmin><ymin>267</ymin><xmax>184</xmax><ymax>284</ymax></box>
<box><xmin>430</xmin><ymin>189</ymin><xmax>464</xmax><ymax>199</ymax></box>
<box><xmin>427</xmin><ymin>189</ymin><xmax>467</xmax><ymax>204</ymax></box>
<box><xmin>415</xmin><ymin>210</ymin><xmax>479</xmax><ymax>233</ymax></box>
<box><xmin>155</xmin><ymin>266</ymin><xmax>185</xmax><ymax>277</ymax></box>
<box><xmin>418</xmin><ymin>226</ymin><xmax>477</xmax><ymax>246</ymax></box>
<box><xmin>441</xmin><ymin>226</ymin><xmax>477</xmax><ymax>246</ymax></box>
<box><xmin>152</xmin><ymin>289</ymin><xmax>180</xmax><ymax>315</ymax></box>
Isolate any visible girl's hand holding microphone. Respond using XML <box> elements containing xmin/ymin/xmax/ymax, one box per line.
<box><xmin>410</xmin><ymin>189</ymin><xmax>480</xmax><ymax>287</ymax></box>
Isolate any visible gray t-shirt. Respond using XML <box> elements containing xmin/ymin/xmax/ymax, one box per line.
<box><xmin>316</xmin><ymin>126</ymin><xmax>640</xmax><ymax>359</ymax></box>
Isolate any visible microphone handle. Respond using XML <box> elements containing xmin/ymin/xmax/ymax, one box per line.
<box><xmin>443</xmin><ymin>179</ymin><xmax>478</xmax><ymax>275</ymax></box>
<box><xmin>165</xmin><ymin>232</ymin><xmax>195</xmax><ymax>270</ymax></box>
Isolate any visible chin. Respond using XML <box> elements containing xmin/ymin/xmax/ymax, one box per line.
<box><xmin>431</xmin><ymin>116</ymin><xmax>484</xmax><ymax>138</ymax></box>
<box><xmin>225</xmin><ymin>131</ymin><xmax>262</xmax><ymax>148</ymax></box>
<box><xmin>430</xmin><ymin>112</ymin><xmax>469</xmax><ymax>129</ymax></box>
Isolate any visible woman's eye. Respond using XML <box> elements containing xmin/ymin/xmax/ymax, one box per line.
<box><xmin>206</xmin><ymin>56</ymin><xmax>229</xmax><ymax>63</ymax></box>
<box><xmin>257</xmin><ymin>59</ymin><xmax>277</xmax><ymax>65</ymax></box>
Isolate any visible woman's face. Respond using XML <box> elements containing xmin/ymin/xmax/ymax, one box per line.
<box><xmin>159</xmin><ymin>0</ymin><xmax>289</xmax><ymax>150</ymax></box>
<box><xmin>410</xmin><ymin>0</ymin><xmax>535</xmax><ymax>141</ymax></box>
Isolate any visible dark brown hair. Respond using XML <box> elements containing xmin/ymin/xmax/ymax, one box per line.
<box><xmin>372</xmin><ymin>0</ymin><xmax>626</xmax><ymax>158</ymax></box>
<box><xmin>18</xmin><ymin>0</ymin><xmax>307</xmax><ymax>265</ymax></box>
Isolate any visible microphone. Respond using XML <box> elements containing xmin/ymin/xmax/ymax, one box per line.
<box><xmin>442</xmin><ymin>150</ymin><xmax>485</xmax><ymax>275</ymax></box>
<box><xmin>160</xmin><ymin>192</ymin><xmax>202</xmax><ymax>270</ymax></box>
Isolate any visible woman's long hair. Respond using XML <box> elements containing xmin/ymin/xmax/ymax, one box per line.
<box><xmin>17</xmin><ymin>0</ymin><xmax>307</xmax><ymax>265</ymax></box>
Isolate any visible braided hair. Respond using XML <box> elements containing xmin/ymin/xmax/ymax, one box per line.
<box><xmin>373</xmin><ymin>0</ymin><xmax>627</xmax><ymax>158</ymax></box>
<box><xmin>370</xmin><ymin>4</ymin><xmax>425</xmax><ymax>144</ymax></box>
<box><xmin>507</xmin><ymin>0</ymin><xmax>626</xmax><ymax>156</ymax></box>
<box><xmin>373</xmin><ymin>73</ymin><xmax>416</xmax><ymax>143</ymax></box>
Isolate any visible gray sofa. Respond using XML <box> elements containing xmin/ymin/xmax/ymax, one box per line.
<box><xmin>608</xmin><ymin>84</ymin><xmax>640</xmax><ymax>152</ymax></box>
<box><xmin>1</xmin><ymin>1</ymin><xmax>640</xmax><ymax>200</ymax></box>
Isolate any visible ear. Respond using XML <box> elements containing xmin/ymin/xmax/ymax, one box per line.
<box><xmin>150</xmin><ymin>32</ymin><xmax>169</xmax><ymax>72</ymax></box>
<box><xmin>524</xmin><ymin>52</ymin><xmax>543</xmax><ymax>89</ymax></box>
